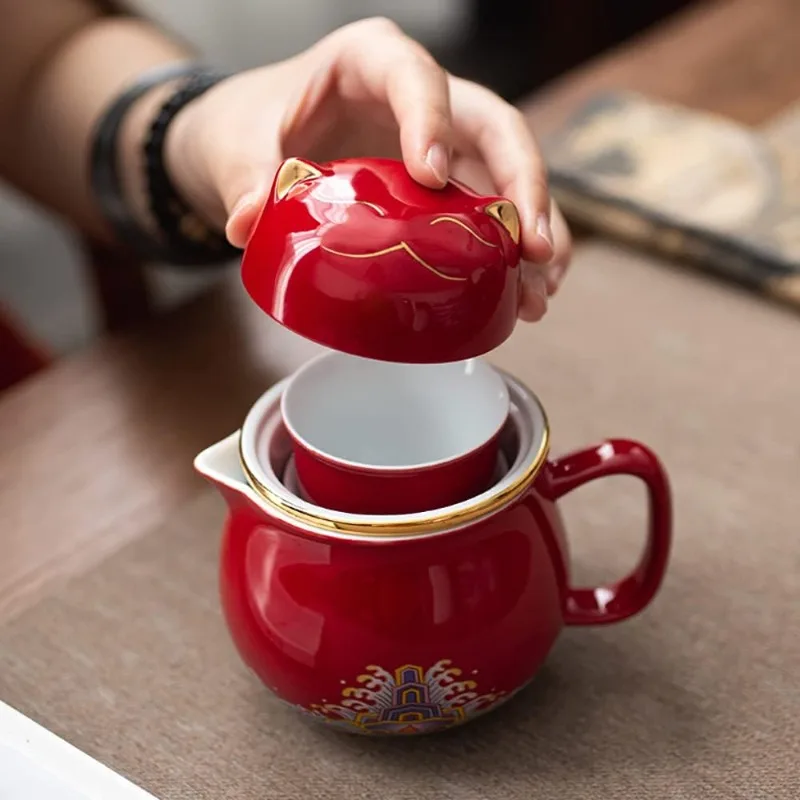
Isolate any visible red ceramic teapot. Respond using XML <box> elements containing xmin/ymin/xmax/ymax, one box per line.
<box><xmin>195</xmin><ymin>156</ymin><xmax>672</xmax><ymax>736</ymax></box>
<box><xmin>195</xmin><ymin>372</ymin><xmax>671</xmax><ymax>736</ymax></box>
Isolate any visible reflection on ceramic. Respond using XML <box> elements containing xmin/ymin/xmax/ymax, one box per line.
<box><xmin>282</xmin><ymin>455</ymin><xmax>312</xmax><ymax>502</ymax></box>
<box><xmin>195</xmin><ymin>372</ymin><xmax>673</xmax><ymax>736</ymax></box>
<box><xmin>280</xmin><ymin>351</ymin><xmax>509</xmax><ymax>514</ymax></box>
<box><xmin>241</xmin><ymin>157</ymin><xmax>523</xmax><ymax>364</ymax></box>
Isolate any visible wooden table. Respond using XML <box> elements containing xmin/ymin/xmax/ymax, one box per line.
<box><xmin>2</xmin><ymin>0</ymin><xmax>799</xmax><ymax>626</ymax></box>
<box><xmin>2</xmin><ymin>3</ymin><xmax>800</xmax><ymax>797</ymax></box>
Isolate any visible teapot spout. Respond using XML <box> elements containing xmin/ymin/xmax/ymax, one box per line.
<box><xmin>194</xmin><ymin>432</ymin><xmax>261</xmax><ymax>510</ymax></box>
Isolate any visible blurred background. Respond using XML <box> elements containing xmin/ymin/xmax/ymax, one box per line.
<box><xmin>0</xmin><ymin>0</ymin><xmax>693</xmax><ymax>356</ymax></box>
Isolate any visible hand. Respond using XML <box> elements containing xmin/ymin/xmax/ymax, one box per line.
<box><xmin>166</xmin><ymin>17</ymin><xmax>572</xmax><ymax>321</ymax></box>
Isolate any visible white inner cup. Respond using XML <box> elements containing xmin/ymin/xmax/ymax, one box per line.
<box><xmin>280</xmin><ymin>352</ymin><xmax>510</xmax><ymax>469</ymax></box>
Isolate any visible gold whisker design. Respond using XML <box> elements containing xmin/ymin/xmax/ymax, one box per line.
<box><xmin>321</xmin><ymin>242</ymin><xmax>468</xmax><ymax>282</ymax></box>
<box><xmin>430</xmin><ymin>216</ymin><xmax>497</xmax><ymax>248</ymax></box>
<box><xmin>357</xmin><ymin>201</ymin><xmax>386</xmax><ymax>216</ymax></box>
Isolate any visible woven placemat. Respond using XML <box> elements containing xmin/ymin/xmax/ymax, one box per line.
<box><xmin>0</xmin><ymin>481</ymin><xmax>797</xmax><ymax>799</ymax></box>
<box><xmin>2</xmin><ymin>242</ymin><xmax>800</xmax><ymax>798</ymax></box>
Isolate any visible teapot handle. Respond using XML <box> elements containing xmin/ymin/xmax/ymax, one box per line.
<box><xmin>545</xmin><ymin>438</ymin><xmax>672</xmax><ymax>626</ymax></box>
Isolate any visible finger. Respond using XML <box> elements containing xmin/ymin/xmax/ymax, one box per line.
<box><xmin>519</xmin><ymin>200</ymin><xmax>572</xmax><ymax>320</ymax></box>
<box><xmin>217</xmin><ymin>151</ymin><xmax>277</xmax><ymax>248</ymax></box>
<box><xmin>449</xmin><ymin>76</ymin><xmax>553</xmax><ymax>263</ymax></box>
<box><xmin>328</xmin><ymin>17</ymin><xmax>453</xmax><ymax>187</ymax></box>
<box><xmin>225</xmin><ymin>183</ymin><xmax>270</xmax><ymax>248</ymax></box>
<box><xmin>518</xmin><ymin>265</ymin><xmax>548</xmax><ymax>322</ymax></box>
<box><xmin>543</xmin><ymin>199</ymin><xmax>573</xmax><ymax>294</ymax></box>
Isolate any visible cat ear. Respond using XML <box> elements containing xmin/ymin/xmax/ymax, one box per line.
<box><xmin>485</xmin><ymin>200</ymin><xmax>520</xmax><ymax>245</ymax></box>
<box><xmin>274</xmin><ymin>157</ymin><xmax>323</xmax><ymax>201</ymax></box>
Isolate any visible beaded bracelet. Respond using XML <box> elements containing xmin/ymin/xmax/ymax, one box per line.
<box><xmin>90</xmin><ymin>62</ymin><xmax>239</xmax><ymax>266</ymax></box>
<box><xmin>142</xmin><ymin>70</ymin><xmax>240</xmax><ymax>266</ymax></box>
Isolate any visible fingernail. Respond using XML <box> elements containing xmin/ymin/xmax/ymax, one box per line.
<box><xmin>520</xmin><ymin>270</ymin><xmax>548</xmax><ymax>321</ymax></box>
<box><xmin>226</xmin><ymin>190</ymin><xmax>263</xmax><ymax>247</ymax></box>
<box><xmin>230</xmin><ymin>190</ymin><xmax>260</xmax><ymax>219</ymax></box>
<box><xmin>425</xmin><ymin>143</ymin><xmax>449</xmax><ymax>184</ymax></box>
<box><xmin>529</xmin><ymin>269</ymin><xmax>548</xmax><ymax>298</ymax></box>
<box><xmin>546</xmin><ymin>262</ymin><xmax>566</xmax><ymax>293</ymax></box>
<box><xmin>536</xmin><ymin>213</ymin><xmax>554</xmax><ymax>249</ymax></box>
<box><xmin>524</xmin><ymin>269</ymin><xmax>548</xmax><ymax>305</ymax></box>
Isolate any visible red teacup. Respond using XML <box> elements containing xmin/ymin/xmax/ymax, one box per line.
<box><xmin>284</xmin><ymin>451</ymin><xmax>512</xmax><ymax>505</ymax></box>
<box><xmin>279</xmin><ymin>352</ymin><xmax>510</xmax><ymax>514</ymax></box>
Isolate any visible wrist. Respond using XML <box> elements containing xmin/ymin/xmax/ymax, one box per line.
<box><xmin>118</xmin><ymin>79</ymin><xmax>186</xmax><ymax>239</ymax></box>
<box><xmin>90</xmin><ymin>64</ymin><xmax>238</xmax><ymax>265</ymax></box>
<box><xmin>162</xmin><ymin>89</ymin><xmax>228</xmax><ymax>235</ymax></box>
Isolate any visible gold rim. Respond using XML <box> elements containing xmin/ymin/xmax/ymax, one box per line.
<box><xmin>237</xmin><ymin>412</ymin><xmax>550</xmax><ymax>538</ymax></box>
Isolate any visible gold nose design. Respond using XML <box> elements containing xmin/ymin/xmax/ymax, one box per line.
<box><xmin>485</xmin><ymin>200</ymin><xmax>521</xmax><ymax>245</ymax></box>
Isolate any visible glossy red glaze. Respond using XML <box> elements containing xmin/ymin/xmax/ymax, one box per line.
<box><xmin>291</xmin><ymin>430</ymin><xmax>501</xmax><ymax>515</ymax></box>
<box><xmin>214</xmin><ymin>438</ymin><xmax>671</xmax><ymax>735</ymax></box>
<box><xmin>241</xmin><ymin>157</ymin><xmax>523</xmax><ymax>363</ymax></box>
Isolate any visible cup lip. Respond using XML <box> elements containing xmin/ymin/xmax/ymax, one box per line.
<box><xmin>239</xmin><ymin>369</ymin><xmax>550</xmax><ymax>539</ymax></box>
<box><xmin>279</xmin><ymin>351</ymin><xmax>510</xmax><ymax>473</ymax></box>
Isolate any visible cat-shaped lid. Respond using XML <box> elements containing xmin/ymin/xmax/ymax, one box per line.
<box><xmin>241</xmin><ymin>157</ymin><xmax>523</xmax><ymax>363</ymax></box>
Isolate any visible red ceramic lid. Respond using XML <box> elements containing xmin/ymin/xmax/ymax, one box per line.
<box><xmin>241</xmin><ymin>157</ymin><xmax>523</xmax><ymax>363</ymax></box>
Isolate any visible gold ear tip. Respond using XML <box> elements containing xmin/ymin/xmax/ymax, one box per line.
<box><xmin>485</xmin><ymin>200</ymin><xmax>521</xmax><ymax>245</ymax></box>
<box><xmin>275</xmin><ymin>158</ymin><xmax>322</xmax><ymax>201</ymax></box>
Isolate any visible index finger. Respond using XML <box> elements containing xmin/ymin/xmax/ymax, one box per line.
<box><xmin>328</xmin><ymin>18</ymin><xmax>454</xmax><ymax>187</ymax></box>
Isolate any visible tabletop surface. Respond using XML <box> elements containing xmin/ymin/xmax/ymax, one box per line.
<box><xmin>4</xmin><ymin>0</ymin><xmax>800</xmax><ymax>625</ymax></box>
<box><xmin>1</xmin><ymin>0</ymin><xmax>799</xmax><ymax>796</ymax></box>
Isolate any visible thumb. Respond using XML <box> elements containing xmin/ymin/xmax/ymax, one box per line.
<box><xmin>213</xmin><ymin>148</ymin><xmax>280</xmax><ymax>248</ymax></box>
<box><xmin>225</xmin><ymin>184</ymin><xmax>270</xmax><ymax>248</ymax></box>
